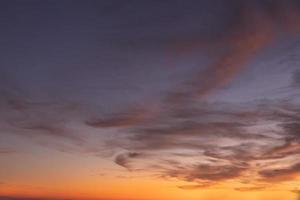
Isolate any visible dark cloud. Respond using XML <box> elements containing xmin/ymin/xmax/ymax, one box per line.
<box><xmin>165</xmin><ymin>0</ymin><xmax>300</xmax><ymax>105</ymax></box>
<box><xmin>129</xmin><ymin>120</ymin><xmax>271</xmax><ymax>152</ymax></box>
<box><xmin>269</xmin><ymin>0</ymin><xmax>300</xmax><ymax>34</ymax></box>
<box><xmin>101</xmin><ymin>100</ymin><xmax>300</xmax><ymax>187</ymax></box>
<box><xmin>85</xmin><ymin>107</ymin><xmax>150</xmax><ymax>128</ymax></box>
<box><xmin>281</xmin><ymin>123</ymin><xmax>300</xmax><ymax>139</ymax></box>
<box><xmin>114</xmin><ymin>152</ymin><xmax>146</xmax><ymax>170</ymax></box>
<box><xmin>82</xmin><ymin>2</ymin><xmax>300</xmax><ymax>173</ymax></box>
<box><xmin>261</xmin><ymin>139</ymin><xmax>300</xmax><ymax>160</ymax></box>
<box><xmin>0</xmin><ymin>148</ymin><xmax>15</xmax><ymax>154</ymax></box>
<box><xmin>291</xmin><ymin>189</ymin><xmax>300</xmax><ymax>194</ymax></box>
<box><xmin>0</xmin><ymin>72</ymin><xmax>86</xmax><ymax>148</ymax></box>
<box><xmin>234</xmin><ymin>186</ymin><xmax>267</xmax><ymax>192</ymax></box>
<box><xmin>84</xmin><ymin>1</ymin><xmax>284</xmax><ymax>129</ymax></box>
<box><xmin>259</xmin><ymin>162</ymin><xmax>300</xmax><ymax>182</ymax></box>
<box><xmin>292</xmin><ymin>70</ymin><xmax>300</xmax><ymax>88</ymax></box>
<box><xmin>165</xmin><ymin>8</ymin><xmax>273</xmax><ymax>104</ymax></box>
<box><xmin>178</xmin><ymin>182</ymin><xmax>213</xmax><ymax>190</ymax></box>
<box><xmin>166</xmin><ymin>163</ymin><xmax>246</xmax><ymax>182</ymax></box>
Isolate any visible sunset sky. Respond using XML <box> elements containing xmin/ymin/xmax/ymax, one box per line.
<box><xmin>1</xmin><ymin>1</ymin><xmax>300</xmax><ymax>200</ymax></box>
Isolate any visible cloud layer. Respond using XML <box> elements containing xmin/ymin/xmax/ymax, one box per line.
<box><xmin>1</xmin><ymin>0</ymin><xmax>300</xmax><ymax>194</ymax></box>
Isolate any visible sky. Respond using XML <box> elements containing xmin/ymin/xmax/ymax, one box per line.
<box><xmin>0</xmin><ymin>0</ymin><xmax>300</xmax><ymax>200</ymax></box>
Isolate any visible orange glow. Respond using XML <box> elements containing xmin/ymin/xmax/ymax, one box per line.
<box><xmin>0</xmin><ymin>174</ymin><xmax>299</xmax><ymax>200</ymax></box>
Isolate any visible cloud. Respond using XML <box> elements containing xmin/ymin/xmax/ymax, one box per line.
<box><xmin>84</xmin><ymin>1</ymin><xmax>300</xmax><ymax>136</ymax></box>
<box><xmin>268</xmin><ymin>0</ymin><xmax>300</xmax><ymax>34</ymax></box>
<box><xmin>292</xmin><ymin>70</ymin><xmax>300</xmax><ymax>88</ymax></box>
<box><xmin>234</xmin><ymin>186</ymin><xmax>267</xmax><ymax>192</ymax></box>
<box><xmin>291</xmin><ymin>189</ymin><xmax>300</xmax><ymax>194</ymax></box>
<box><xmin>165</xmin><ymin>2</ymin><xmax>274</xmax><ymax>104</ymax></box>
<box><xmin>2</xmin><ymin>0</ymin><xmax>300</xmax><ymax>192</ymax></box>
<box><xmin>85</xmin><ymin>1</ymin><xmax>279</xmax><ymax>130</ymax></box>
<box><xmin>259</xmin><ymin>162</ymin><xmax>300</xmax><ymax>182</ymax></box>
<box><xmin>165</xmin><ymin>0</ymin><xmax>300</xmax><ymax>106</ymax></box>
<box><xmin>178</xmin><ymin>182</ymin><xmax>213</xmax><ymax>190</ymax></box>
<box><xmin>129</xmin><ymin>120</ymin><xmax>271</xmax><ymax>152</ymax></box>
<box><xmin>0</xmin><ymin>148</ymin><xmax>15</xmax><ymax>154</ymax></box>
<box><xmin>114</xmin><ymin>152</ymin><xmax>146</xmax><ymax>170</ymax></box>
<box><xmin>0</xmin><ymin>72</ymin><xmax>88</xmax><ymax>154</ymax></box>
<box><xmin>85</xmin><ymin>108</ymin><xmax>149</xmax><ymax>128</ymax></box>
<box><xmin>85</xmin><ymin>0</ymin><xmax>300</xmax><ymax>137</ymax></box>
<box><xmin>166</xmin><ymin>163</ymin><xmax>246</xmax><ymax>182</ymax></box>
<box><xmin>261</xmin><ymin>141</ymin><xmax>300</xmax><ymax>161</ymax></box>
<box><xmin>100</xmin><ymin>100</ymin><xmax>300</xmax><ymax>188</ymax></box>
<box><xmin>281</xmin><ymin>123</ymin><xmax>300</xmax><ymax>139</ymax></box>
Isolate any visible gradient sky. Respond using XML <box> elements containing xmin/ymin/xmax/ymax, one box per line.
<box><xmin>1</xmin><ymin>1</ymin><xmax>300</xmax><ymax>200</ymax></box>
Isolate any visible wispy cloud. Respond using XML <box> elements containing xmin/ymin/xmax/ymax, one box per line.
<box><xmin>292</xmin><ymin>70</ymin><xmax>300</xmax><ymax>88</ymax></box>
<box><xmin>0</xmin><ymin>148</ymin><xmax>15</xmax><ymax>154</ymax></box>
<box><xmin>167</xmin><ymin>163</ymin><xmax>246</xmax><ymax>182</ymax></box>
<box><xmin>259</xmin><ymin>162</ymin><xmax>300</xmax><ymax>182</ymax></box>
<box><xmin>85</xmin><ymin>107</ymin><xmax>154</xmax><ymax>128</ymax></box>
<box><xmin>114</xmin><ymin>152</ymin><xmax>147</xmax><ymax>170</ymax></box>
<box><xmin>98</xmin><ymin>100</ymin><xmax>300</xmax><ymax>188</ymax></box>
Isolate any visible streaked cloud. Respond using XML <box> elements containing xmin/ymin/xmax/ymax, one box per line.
<box><xmin>259</xmin><ymin>162</ymin><xmax>300</xmax><ymax>182</ymax></box>
<box><xmin>0</xmin><ymin>148</ymin><xmax>15</xmax><ymax>154</ymax></box>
